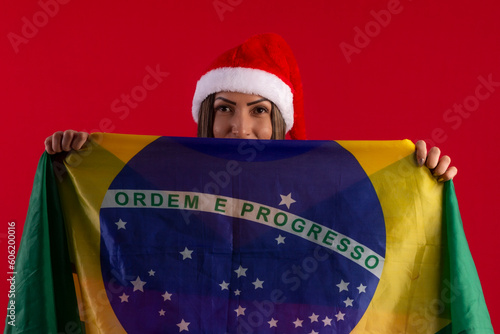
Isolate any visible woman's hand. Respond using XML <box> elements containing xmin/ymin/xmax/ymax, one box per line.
<box><xmin>45</xmin><ymin>130</ymin><xmax>89</xmax><ymax>155</ymax></box>
<box><xmin>415</xmin><ymin>140</ymin><xmax>458</xmax><ymax>182</ymax></box>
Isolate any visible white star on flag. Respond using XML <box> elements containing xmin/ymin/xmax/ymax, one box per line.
<box><xmin>177</xmin><ymin>319</ymin><xmax>190</xmax><ymax>332</ymax></box>
<box><xmin>322</xmin><ymin>316</ymin><xmax>332</xmax><ymax>326</ymax></box>
<box><xmin>309</xmin><ymin>313</ymin><xmax>319</xmax><ymax>322</ymax></box>
<box><xmin>344</xmin><ymin>297</ymin><xmax>354</xmax><ymax>307</ymax></box>
<box><xmin>234</xmin><ymin>289</ymin><xmax>241</xmax><ymax>296</ymax></box>
<box><xmin>357</xmin><ymin>283</ymin><xmax>367</xmax><ymax>293</ymax></box>
<box><xmin>130</xmin><ymin>276</ymin><xmax>146</xmax><ymax>292</ymax></box>
<box><xmin>252</xmin><ymin>278</ymin><xmax>264</xmax><ymax>289</ymax></box>
<box><xmin>275</xmin><ymin>234</ymin><xmax>286</xmax><ymax>244</ymax></box>
<box><xmin>336</xmin><ymin>279</ymin><xmax>349</xmax><ymax>292</ymax></box>
<box><xmin>162</xmin><ymin>291</ymin><xmax>172</xmax><ymax>301</ymax></box>
<box><xmin>309</xmin><ymin>330</ymin><xmax>319</xmax><ymax>334</ymax></box>
<box><xmin>119</xmin><ymin>293</ymin><xmax>129</xmax><ymax>303</ymax></box>
<box><xmin>180</xmin><ymin>247</ymin><xmax>193</xmax><ymax>260</ymax></box>
<box><xmin>335</xmin><ymin>311</ymin><xmax>345</xmax><ymax>321</ymax></box>
<box><xmin>115</xmin><ymin>219</ymin><xmax>127</xmax><ymax>230</ymax></box>
<box><xmin>148</xmin><ymin>269</ymin><xmax>155</xmax><ymax>276</ymax></box>
<box><xmin>159</xmin><ymin>309</ymin><xmax>165</xmax><ymax>316</ymax></box>
<box><xmin>279</xmin><ymin>193</ymin><xmax>296</xmax><ymax>209</ymax></box>
<box><xmin>293</xmin><ymin>318</ymin><xmax>303</xmax><ymax>328</ymax></box>
<box><xmin>234</xmin><ymin>265</ymin><xmax>248</xmax><ymax>278</ymax></box>
<box><xmin>219</xmin><ymin>281</ymin><xmax>229</xmax><ymax>290</ymax></box>
<box><xmin>235</xmin><ymin>305</ymin><xmax>246</xmax><ymax>316</ymax></box>
<box><xmin>268</xmin><ymin>318</ymin><xmax>278</xmax><ymax>328</ymax></box>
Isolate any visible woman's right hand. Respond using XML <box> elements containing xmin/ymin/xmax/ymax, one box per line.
<box><xmin>45</xmin><ymin>130</ymin><xmax>89</xmax><ymax>155</ymax></box>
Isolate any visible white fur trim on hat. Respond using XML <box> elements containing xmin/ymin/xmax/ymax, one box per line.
<box><xmin>192</xmin><ymin>67</ymin><xmax>294</xmax><ymax>132</ymax></box>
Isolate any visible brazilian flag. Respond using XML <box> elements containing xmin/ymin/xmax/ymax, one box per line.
<box><xmin>5</xmin><ymin>134</ymin><xmax>493</xmax><ymax>333</ymax></box>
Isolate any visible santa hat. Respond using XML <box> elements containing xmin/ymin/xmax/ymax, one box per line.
<box><xmin>192</xmin><ymin>33</ymin><xmax>306</xmax><ymax>140</ymax></box>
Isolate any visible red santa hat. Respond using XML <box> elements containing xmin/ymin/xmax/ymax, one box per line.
<box><xmin>192</xmin><ymin>33</ymin><xmax>306</xmax><ymax>140</ymax></box>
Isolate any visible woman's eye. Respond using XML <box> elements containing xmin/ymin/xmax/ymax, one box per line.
<box><xmin>215</xmin><ymin>106</ymin><xmax>231</xmax><ymax>112</ymax></box>
<box><xmin>254</xmin><ymin>107</ymin><xmax>269</xmax><ymax>114</ymax></box>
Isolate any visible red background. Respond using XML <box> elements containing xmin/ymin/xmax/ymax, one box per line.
<box><xmin>1</xmin><ymin>0</ymin><xmax>499</xmax><ymax>330</ymax></box>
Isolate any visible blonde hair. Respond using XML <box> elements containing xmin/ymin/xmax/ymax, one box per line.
<box><xmin>197</xmin><ymin>93</ymin><xmax>286</xmax><ymax>139</ymax></box>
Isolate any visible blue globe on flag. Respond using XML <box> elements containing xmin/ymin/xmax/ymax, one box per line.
<box><xmin>99</xmin><ymin>137</ymin><xmax>386</xmax><ymax>333</ymax></box>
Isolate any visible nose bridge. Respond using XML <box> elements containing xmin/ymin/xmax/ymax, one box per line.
<box><xmin>231</xmin><ymin>108</ymin><xmax>251</xmax><ymax>137</ymax></box>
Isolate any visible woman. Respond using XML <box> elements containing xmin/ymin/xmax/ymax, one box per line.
<box><xmin>45</xmin><ymin>33</ymin><xmax>457</xmax><ymax>181</ymax></box>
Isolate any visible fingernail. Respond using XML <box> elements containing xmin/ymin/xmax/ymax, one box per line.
<box><xmin>418</xmin><ymin>158</ymin><xmax>425</xmax><ymax>166</ymax></box>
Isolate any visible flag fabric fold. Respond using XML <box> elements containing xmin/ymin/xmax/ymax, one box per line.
<box><xmin>5</xmin><ymin>134</ymin><xmax>492</xmax><ymax>333</ymax></box>
<box><xmin>4</xmin><ymin>153</ymin><xmax>81</xmax><ymax>334</ymax></box>
<box><xmin>440</xmin><ymin>181</ymin><xmax>493</xmax><ymax>333</ymax></box>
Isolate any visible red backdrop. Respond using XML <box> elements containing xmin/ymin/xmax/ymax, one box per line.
<box><xmin>1</xmin><ymin>0</ymin><xmax>499</xmax><ymax>330</ymax></box>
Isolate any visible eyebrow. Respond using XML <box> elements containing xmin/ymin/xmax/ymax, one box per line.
<box><xmin>214</xmin><ymin>97</ymin><xmax>270</xmax><ymax>106</ymax></box>
<box><xmin>247</xmin><ymin>98</ymin><xmax>270</xmax><ymax>106</ymax></box>
<box><xmin>215</xmin><ymin>97</ymin><xmax>236</xmax><ymax>105</ymax></box>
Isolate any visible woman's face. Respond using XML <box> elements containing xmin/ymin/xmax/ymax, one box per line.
<box><xmin>212</xmin><ymin>92</ymin><xmax>273</xmax><ymax>140</ymax></box>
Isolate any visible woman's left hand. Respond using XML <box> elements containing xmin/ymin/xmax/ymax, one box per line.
<box><xmin>415</xmin><ymin>140</ymin><xmax>458</xmax><ymax>182</ymax></box>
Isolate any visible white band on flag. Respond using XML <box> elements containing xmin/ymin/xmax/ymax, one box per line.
<box><xmin>102</xmin><ymin>189</ymin><xmax>385</xmax><ymax>278</ymax></box>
